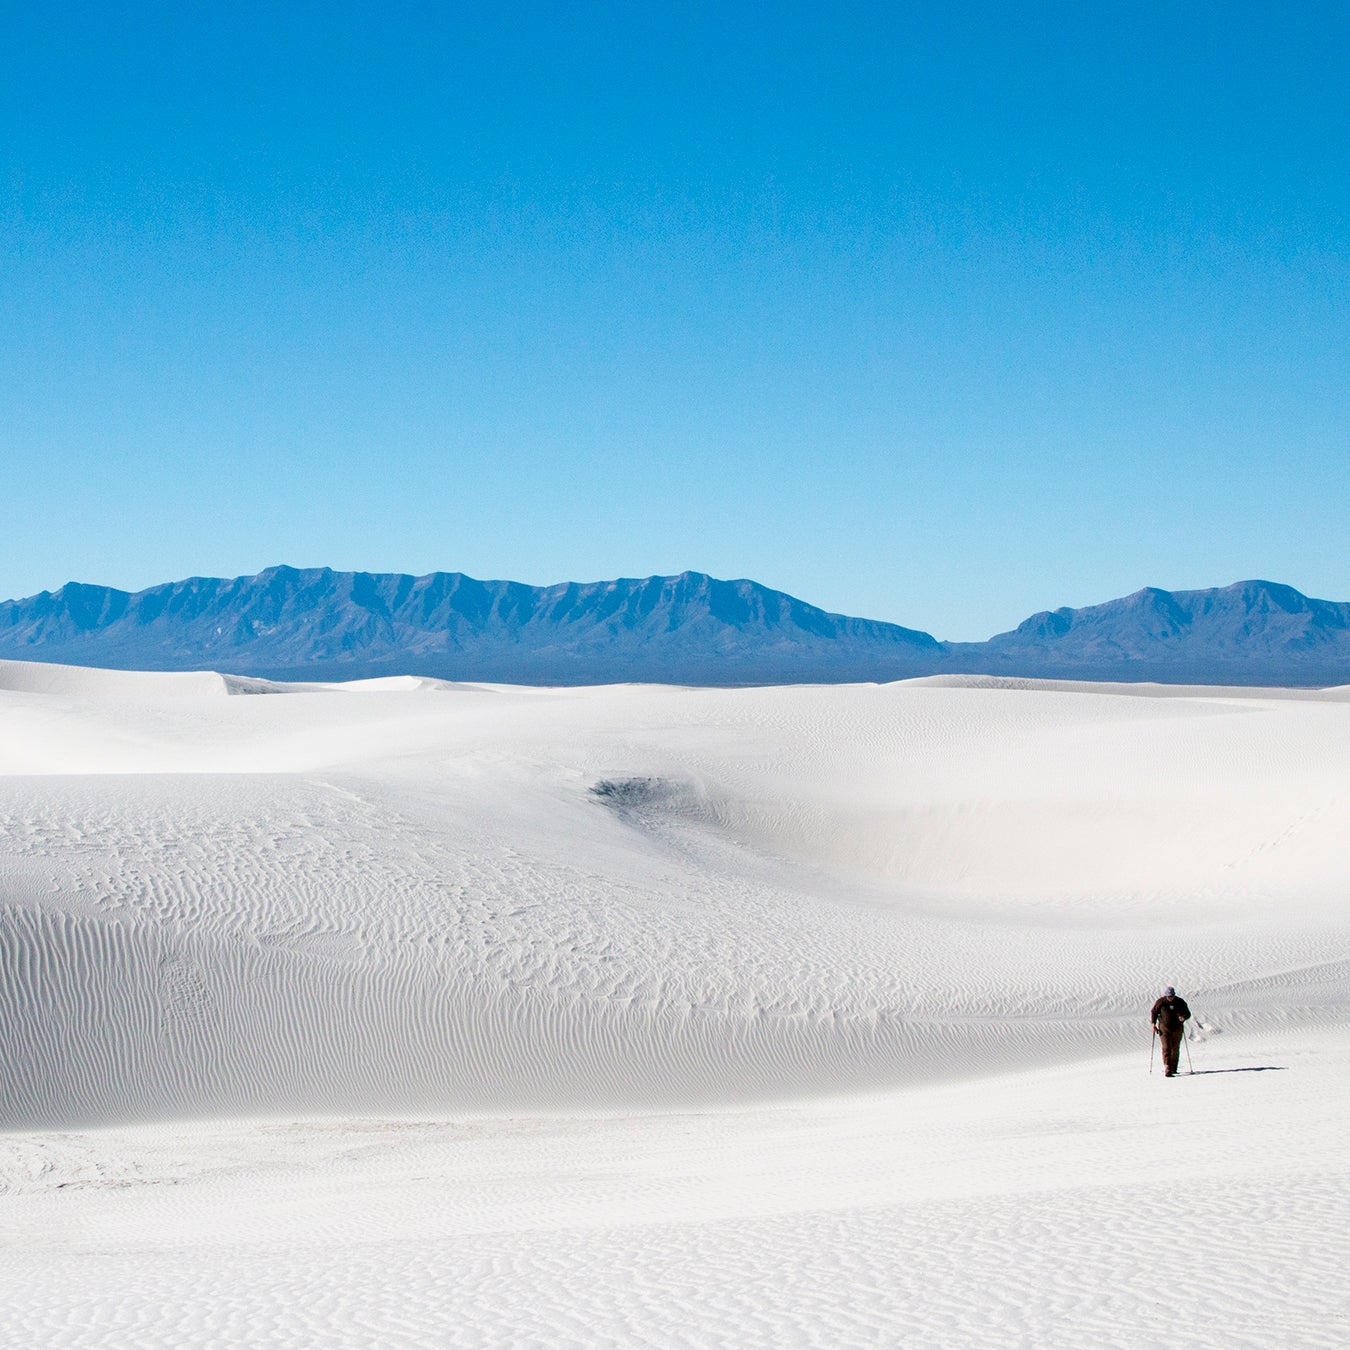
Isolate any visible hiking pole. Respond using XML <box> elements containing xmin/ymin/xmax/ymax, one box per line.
<box><xmin>1184</xmin><ymin>1027</ymin><xmax>1194</xmax><ymax>1075</ymax></box>
<box><xmin>1150</xmin><ymin>1027</ymin><xmax>1156</xmax><ymax>1075</ymax></box>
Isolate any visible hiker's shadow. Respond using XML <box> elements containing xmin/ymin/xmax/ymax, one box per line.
<box><xmin>1187</xmin><ymin>1066</ymin><xmax>1286</xmax><ymax>1075</ymax></box>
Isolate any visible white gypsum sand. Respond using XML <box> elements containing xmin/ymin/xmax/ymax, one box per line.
<box><xmin>2</xmin><ymin>658</ymin><xmax>1349</xmax><ymax>1347</ymax></box>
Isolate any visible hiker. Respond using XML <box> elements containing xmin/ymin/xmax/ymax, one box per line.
<box><xmin>1151</xmin><ymin>986</ymin><xmax>1191</xmax><ymax>1077</ymax></box>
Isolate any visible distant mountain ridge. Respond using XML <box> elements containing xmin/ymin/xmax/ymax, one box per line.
<box><xmin>950</xmin><ymin>580</ymin><xmax>1350</xmax><ymax>684</ymax></box>
<box><xmin>1</xmin><ymin>567</ymin><xmax>1348</xmax><ymax>686</ymax></box>
<box><xmin>0</xmin><ymin>567</ymin><xmax>940</xmax><ymax>685</ymax></box>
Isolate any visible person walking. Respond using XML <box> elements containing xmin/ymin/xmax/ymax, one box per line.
<box><xmin>1151</xmin><ymin>986</ymin><xmax>1191</xmax><ymax>1077</ymax></box>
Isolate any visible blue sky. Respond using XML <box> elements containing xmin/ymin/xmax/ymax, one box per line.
<box><xmin>3</xmin><ymin>2</ymin><xmax>1348</xmax><ymax>638</ymax></box>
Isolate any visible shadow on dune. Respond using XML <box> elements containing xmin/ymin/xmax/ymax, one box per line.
<box><xmin>1187</xmin><ymin>1066</ymin><xmax>1287</xmax><ymax>1075</ymax></box>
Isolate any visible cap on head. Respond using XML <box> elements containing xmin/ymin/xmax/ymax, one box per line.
<box><xmin>1164</xmin><ymin>986</ymin><xmax>1175</xmax><ymax>997</ymax></box>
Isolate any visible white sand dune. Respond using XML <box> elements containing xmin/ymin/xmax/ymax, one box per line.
<box><xmin>2</xmin><ymin>661</ymin><xmax>1349</xmax><ymax>1345</ymax></box>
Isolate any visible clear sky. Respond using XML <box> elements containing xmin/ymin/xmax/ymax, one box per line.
<box><xmin>3</xmin><ymin>2</ymin><xmax>1348</xmax><ymax>639</ymax></box>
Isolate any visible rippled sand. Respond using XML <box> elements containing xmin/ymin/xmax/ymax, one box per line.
<box><xmin>3</xmin><ymin>660</ymin><xmax>1348</xmax><ymax>1346</ymax></box>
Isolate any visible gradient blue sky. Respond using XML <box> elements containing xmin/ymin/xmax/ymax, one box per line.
<box><xmin>4</xmin><ymin>2</ymin><xmax>1348</xmax><ymax>638</ymax></box>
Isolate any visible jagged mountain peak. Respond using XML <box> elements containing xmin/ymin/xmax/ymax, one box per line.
<box><xmin>0</xmin><ymin>567</ymin><xmax>939</xmax><ymax>685</ymax></box>
<box><xmin>974</xmin><ymin>579</ymin><xmax>1350</xmax><ymax>678</ymax></box>
<box><xmin>2</xmin><ymin>570</ymin><xmax>1349</xmax><ymax>686</ymax></box>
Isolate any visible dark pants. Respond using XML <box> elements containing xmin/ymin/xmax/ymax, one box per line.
<box><xmin>1158</xmin><ymin>1025</ymin><xmax>1183</xmax><ymax>1076</ymax></box>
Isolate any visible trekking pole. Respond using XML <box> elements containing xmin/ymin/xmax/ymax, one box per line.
<box><xmin>1184</xmin><ymin>1027</ymin><xmax>1194</xmax><ymax>1075</ymax></box>
<box><xmin>1149</xmin><ymin>1026</ymin><xmax>1156</xmax><ymax>1075</ymax></box>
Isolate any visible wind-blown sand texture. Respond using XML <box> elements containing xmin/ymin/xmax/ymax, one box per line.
<box><xmin>3</xmin><ymin>658</ymin><xmax>1349</xmax><ymax>1346</ymax></box>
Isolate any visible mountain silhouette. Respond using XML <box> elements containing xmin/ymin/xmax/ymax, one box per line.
<box><xmin>2</xmin><ymin>569</ymin><xmax>1348</xmax><ymax>686</ymax></box>
<box><xmin>946</xmin><ymin>580</ymin><xmax>1350</xmax><ymax>684</ymax></box>
<box><xmin>0</xmin><ymin>567</ymin><xmax>939</xmax><ymax>684</ymax></box>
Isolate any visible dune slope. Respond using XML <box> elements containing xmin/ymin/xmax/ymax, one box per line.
<box><xmin>3</xmin><ymin>663</ymin><xmax>1349</xmax><ymax>1128</ymax></box>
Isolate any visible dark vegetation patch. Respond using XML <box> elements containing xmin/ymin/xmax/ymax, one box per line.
<box><xmin>589</xmin><ymin>777</ymin><xmax>681</xmax><ymax>811</ymax></box>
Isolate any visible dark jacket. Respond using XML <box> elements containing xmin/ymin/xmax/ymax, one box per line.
<box><xmin>1151</xmin><ymin>995</ymin><xmax>1191</xmax><ymax>1033</ymax></box>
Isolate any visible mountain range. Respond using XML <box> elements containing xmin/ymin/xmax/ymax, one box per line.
<box><xmin>2</xmin><ymin>567</ymin><xmax>1349</xmax><ymax>687</ymax></box>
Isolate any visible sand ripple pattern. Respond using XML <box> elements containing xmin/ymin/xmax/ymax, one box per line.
<box><xmin>3</xmin><ymin>1173</ymin><xmax>1347</xmax><ymax>1348</ymax></box>
<box><xmin>4</xmin><ymin>670</ymin><xmax>1350</xmax><ymax>1348</ymax></box>
<box><xmin>4</xmin><ymin>677</ymin><xmax>1350</xmax><ymax>1126</ymax></box>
